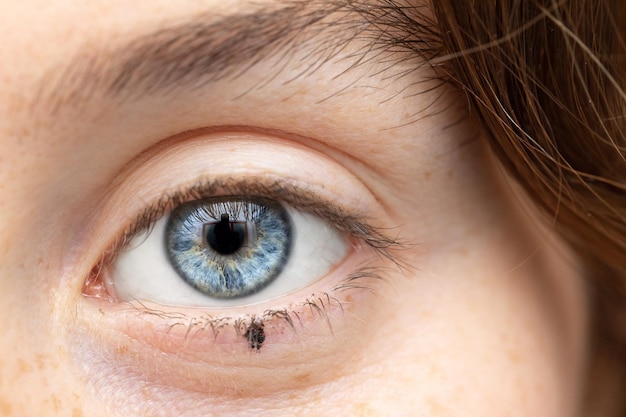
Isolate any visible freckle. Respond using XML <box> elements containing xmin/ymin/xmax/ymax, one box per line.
<box><xmin>294</xmin><ymin>372</ymin><xmax>311</xmax><ymax>384</ymax></box>
<box><xmin>115</xmin><ymin>345</ymin><xmax>129</xmax><ymax>355</ymax></box>
<box><xmin>50</xmin><ymin>394</ymin><xmax>61</xmax><ymax>412</ymax></box>
<box><xmin>17</xmin><ymin>358</ymin><xmax>33</xmax><ymax>374</ymax></box>
<box><xmin>507</xmin><ymin>349</ymin><xmax>523</xmax><ymax>364</ymax></box>
<box><xmin>427</xmin><ymin>397</ymin><xmax>447</xmax><ymax>414</ymax></box>
<box><xmin>36</xmin><ymin>355</ymin><xmax>46</xmax><ymax>371</ymax></box>
<box><xmin>141</xmin><ymin>385</ymin><xmax>152</xmax><ymax>401</ymax></box>
<box><xmin>0</xmin><ymin>400</ymin><xmax>12</xmax><ymax>416</ymax></box>
<box><xmin>0</xmin><ymin>241</ymin><xmax>8</xmax><ymax>257</ymax></box>
<box><xmin>72</xmin><ymin>408</ymin><xmax>85</xmax><ymax>417</ymax></box>
<box><xmin>352</xmin><ymin>402</ymin><xmax>376</xmax><ymax>416</ymax></box>
<box><xmin>427</xmin><ymin>363</ymin><xmax>441</xmax><ymax>378</ymax></box>
<box><xmin>423</xmin><ymin>171</ymin><xmax>432</xmax><ymax>180</ymax></box>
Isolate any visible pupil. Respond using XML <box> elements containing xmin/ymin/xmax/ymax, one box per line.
<box><xmin>206</xmin><ymin>213</ymin><xmax>244</xmax><ymax>255</ymax></box>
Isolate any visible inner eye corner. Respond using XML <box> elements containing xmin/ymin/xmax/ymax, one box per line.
<box><xmin>82</xmin><ymin>260</ymin><xmax>110</xmax><ymax>300</ymax></box>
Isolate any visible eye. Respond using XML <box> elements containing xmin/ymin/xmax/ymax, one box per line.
<box><xmin>106</xmin><ymin>195</ymin><xmax>349</xmax><ymax>307</ymax></box>
<box><xmin>78</xmin><ymin>134</ymin><xmax>405</xmax><ymax>366</ymax></box>
<box><xmin>75</xmin><ymin>135</ymin><xmax>405</xmax><ymax>401</ymax></box>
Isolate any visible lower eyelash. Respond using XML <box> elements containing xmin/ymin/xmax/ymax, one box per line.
<box><xmin>119</xmin><ymin>263</ymin><xmax>391</xmax><ymax>351</ymax></box>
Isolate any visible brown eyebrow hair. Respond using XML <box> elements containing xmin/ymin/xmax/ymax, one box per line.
<box><xmin>35</xmin><ymin>0</ymin><xmax>441</xmax><ymax>115</ymax></box>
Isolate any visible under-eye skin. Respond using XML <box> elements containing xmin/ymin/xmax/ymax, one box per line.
<box><xmin>166</xmin><ymin>197</ymin><xmax>292</xmax><ymax>299</ymax></box>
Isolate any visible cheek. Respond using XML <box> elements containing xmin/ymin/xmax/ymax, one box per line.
<box><xmin>344</xmin><ymin>218</ymin><xmax>589</xmax><ymax>416</ymax></box>
<box><xmin>0</xmin><ymin>261</ymin><xmax>94</xmax><ymax>415</ymax></box>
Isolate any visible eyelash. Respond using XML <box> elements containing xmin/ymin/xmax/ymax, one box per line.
<box><xmin>84</xmin><ymin>175</ymin><xmax>402</xmax><ymax>349</ymax></box>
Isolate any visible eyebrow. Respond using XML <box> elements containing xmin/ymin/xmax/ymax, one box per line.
<box><xmin>36</xmin><ymin>0</ymin><xmax>440</xmax><ymax>114</ymax></box>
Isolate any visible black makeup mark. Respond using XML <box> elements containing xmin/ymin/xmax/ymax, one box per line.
<box><xmin>103</xmin><ymin>265</ymin><xmax>397</xmax><ymax>351</ymax></box>
<box><xmin>244</xmin><ymin>320</ymin><xmax>266</xmax><ymax>351</ymax></box>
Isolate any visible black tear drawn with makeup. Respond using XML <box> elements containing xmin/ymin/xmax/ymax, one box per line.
<box><xmin>244</xmin><ymin>321</ymin><xmax>265</xmax><ymax>350</ymax></box>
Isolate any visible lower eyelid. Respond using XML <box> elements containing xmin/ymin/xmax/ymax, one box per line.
<box><xmin>102</xmin><ymin>243</ymin><xmax>380</xmax><ymax>348</ymax></box>
<box><xmin>73</xmin><ymin>256</ymin><xmax>390</xmax><ymax>397</ymax></box>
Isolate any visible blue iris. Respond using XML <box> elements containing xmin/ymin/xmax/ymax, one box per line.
<box><xmin>165</xmin><ymin>197</ymin><xmax>292</xmax><ymax>298</ymax></box>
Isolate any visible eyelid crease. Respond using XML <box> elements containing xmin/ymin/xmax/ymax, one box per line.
<box><xmin>118</xmin><ymin>125</ymin><xmax>400</xmax><ymax>210</ymax></box>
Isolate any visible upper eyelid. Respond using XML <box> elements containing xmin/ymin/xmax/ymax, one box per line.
<box><xmin>98</xmin><ymin>176</ymin><xmax>404</xmax><ymax>275</ymax></box>
<box><xmin>81</xmin><ymin>131</ymin><xmax>411</xmax><ymax>297</ymax></box>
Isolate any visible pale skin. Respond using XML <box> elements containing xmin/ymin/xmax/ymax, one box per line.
<box><xmin>0</xmin><ymin>1</ymin><xmax>589</xmax><ymax>416</ymax></box>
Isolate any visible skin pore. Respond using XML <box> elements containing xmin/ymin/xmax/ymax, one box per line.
<box><xmin>0</xmin><ymin>1</ymin><xmax>590</xmax><ymax>416</ymax></box>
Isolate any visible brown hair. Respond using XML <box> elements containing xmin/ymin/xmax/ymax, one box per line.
<box><xmin>428</xmin><ymin>0</ymin><xmax>626</xmax><ymax>414</ymax></box>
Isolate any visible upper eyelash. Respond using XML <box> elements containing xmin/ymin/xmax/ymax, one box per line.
<box><xmin>96</xmin><ymin>175</ymin><xmax>404</xmax><ymax>275</ymax></box>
